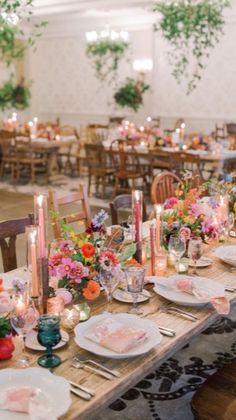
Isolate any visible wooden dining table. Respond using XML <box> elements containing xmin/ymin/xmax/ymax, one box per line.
<box><xmin>1</xmin><ymin>240</ymin><xmax>236</xmax><ymax>420</ymax></box>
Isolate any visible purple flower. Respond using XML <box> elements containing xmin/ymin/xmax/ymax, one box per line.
<box><xmin>92</xmin><ymin>210</ymin><xmax>109</xmax><ymax>228</ymax></box>
<box><xmin>201</xmin><ymin>218</ymin><xmax>218</xmax><ymax>238</ymax></box>
<box><xmin>12</xmin><ymin>278</ymin><xmax>25</xmax><ymax>294</ymax></box>
<box><xmin>190</xmin><ymin>203</ymin><xmax>202</xmax><ymax>218</ymax></box>
<box><xmin>208</xmin><ymin>197</ymin><xmax>219</xmax><ymax>209</ymax></box>
<box><xmin>59</xmin><ymin>240</ymin><xmax>73</xmax><ymax>252</ymax></box>
<box><xmin>164</xmin><ymin>197</ymin><xmax>178</xmax><ymax>210</ymax></box>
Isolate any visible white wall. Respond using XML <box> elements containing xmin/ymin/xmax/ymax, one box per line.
<box><xmin>27</xmin><ymin>2</ymin><xmax>236</xmax><ymax>133</ymax></box>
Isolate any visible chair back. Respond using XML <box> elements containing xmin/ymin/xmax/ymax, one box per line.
<box><xmin>60</xmin><ymin>125</ymin><xmax>79</xmax><ymax>139</ymax></box>
<box><xmin>86</xmin><ymin>124</ymin><xmax>109</xmax><ymax>144</ymax></box>
<box><xmin>0</xmin><ymin>214</ymin><xmax>34</xmax><ymax>272</ymax></box>
<box><xmin>84</xmin><ymin>143</ymin><xmax>106</xmax><ymax>168</ymax></box>
<box><xmin>151</xmin><ymin>171</ymin><xmax>181</xmax><ymax>204</ymax></box>
<box><xmin>48</xmin><ymin>185</ymin><xmax>91</xmax><ymax>240</ymax></box>
<box><xmin>0</xmin><ymin>130</ymin><xmax>15</xmax><ymax>140</ymax></box>
<box><xmin>110</xmin><ymin>139</ymin><xmax>140</xmax><ymax>174</ymax></box>
<box><xmin>215</xmin><ymin>124</ymin><xmax>227</xmax><ymax>141</ymax></box>
<box><xmin>110</xmin><ymin>194</ymin><xmax>147</xmax><ymax>225</ymax></box>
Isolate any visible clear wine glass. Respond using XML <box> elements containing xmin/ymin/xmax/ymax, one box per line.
<box><xmin>11</xmin><ymin>295</ymin><xmax>39</xmax><ymax>368</ymax></box>
<box><xmin>100</xmin><ymin>269</ymin><xmax>119</xmax><ymax>313</ymax></box>
<box><xmin>188</xmin><ymin>238</ymin><xmax>203</xmax><ymax>275</ymax></box>
<box><xmin>124</xmin><ymin>266</ymin><xmax>145</xmax><ymax>315</ymax></box>
<box><xmin>227</xmin><ymin>212</ymin><xmax>235</xmax><ymax>236</ymax></box>
<box><xmin>168</xmin><ymin>236</ymin><xmax>186</xmax><ymax>270</ymax></box>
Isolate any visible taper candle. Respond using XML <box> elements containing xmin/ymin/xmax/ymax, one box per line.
<box><xmin>34</xmin><ymin>194</ymin><xmax>47</xmax><ymax>258</ymax></box>
<box><xmin>150</xmin><ymin>224</ymin><xmax>155</xmax><ymax>275</ymax></box>
<box><xmin>132</xmin><ymin>190</ymin><xmax>143</xmax><ymax>243</ymax></box>
<box><xmin>155</xmin><ymin>204</ymin><xmax>162</xmax><ymax>251</ymax></box>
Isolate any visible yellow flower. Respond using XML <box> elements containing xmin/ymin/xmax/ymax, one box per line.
<box><xmin>184</xmin><ymin>216</ymin><xmax>195</xmax><ymax>225</ymax></box>
<box><xmin>234</xmin><ymin>202</ymin><xmax>236</xmax><ymax>213</ymax></box>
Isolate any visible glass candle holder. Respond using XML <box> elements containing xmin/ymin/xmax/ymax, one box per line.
<box><xmin>47</xmin><ymin>296</ymin><xmax>64</xmax><ymax>315</ymax></box>
<box><xmin>176</xmin><ymin>258</ymin><xmax>189</xmax><ymax>274</ymax></box>
<box><xmin>155</xmin><ymin>251</ymin><xmax>167</xmax><ymax>276</ymax></box>
<box><xmin>37</xmin><ymin>315</ymin><xmax>61</xmax><ymax>368</ymax></box>
<box><xmin>60</xmin><ymin>308</ymin><xmax>80</xmax><ymax>331</ymax></box>
<box><xmin>25</xmin><ymin>225</ymin><xmax>40</xmax><ymax>299</ymax></box>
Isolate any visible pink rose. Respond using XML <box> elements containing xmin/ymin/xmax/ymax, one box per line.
<box><xmin>179</xmin><ymin>226</ymin><xmax>191</xmax><ymax>242</ymax></box>
<box><xmin>55</xmin><ymin>288</ymin><xmax>73</xmax><ymax>305</ymax></box>
<box><xmin>0</xmin><ymin>292</ymin><xmax>13</xmax><ymax>314</ymax></box>
<box><xmin>49</xmin><ymin>276</ymin><xmax>59</xmax><ymax>290</ymax></box>
<box><xmin>164</xmin><ymin>197</ymin><xmax>178</xmax><ymax>210</ymax></box>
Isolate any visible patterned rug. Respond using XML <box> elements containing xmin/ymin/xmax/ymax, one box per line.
<box><xmin>97</xmin><ymin>305</ymin><xmax>236</xmax><ymax>420</ymax></box>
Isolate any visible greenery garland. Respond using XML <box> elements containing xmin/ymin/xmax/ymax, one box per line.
<box><xmin>114</xmin><ymin>78</ymin><xmax>150</xmax><ymax>112</ymax></box>
<box><xmin>0</xmin><ymin>79</ymin><xmax>30</xmax><ymax>111</ymax></box>
<box><xmin>86</xmin><ymin>38</ymin><xmax>129</xmax><ymax>83</ymax></box>
<box><xmin>153</xmin><ymin>0</ymin><xmax>230</xmax><ymax>93</ymax></box>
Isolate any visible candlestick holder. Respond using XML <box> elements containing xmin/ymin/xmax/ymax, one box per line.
<box><xmin>39</xmin><ymin>257</ymin><xmax>49</xmax><ymax>314</ymax></box>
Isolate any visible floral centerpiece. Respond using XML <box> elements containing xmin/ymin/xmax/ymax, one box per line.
<box><xmin>161</xmin><ymin>174</ymin><xmax>218</xmax><ymax>248</ymax></box>
<box><xmin>48</xmin><ymin>210</ymin><xmax>136</xmax><ymax>304</ymax></box>
<box><xmin>206</xmin><ymin>175</ymin><xmax>236</xmax><ymax>215</ymax></box>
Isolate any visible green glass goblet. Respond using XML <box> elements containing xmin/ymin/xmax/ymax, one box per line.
<box><xmin>37</xmin><ymin>315</ymin><xmax>61</xmax><ymax>368</ymax></box>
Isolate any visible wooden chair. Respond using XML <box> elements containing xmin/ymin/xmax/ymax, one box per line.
<box><xmin>215</xmin><ymin>124</ymin><xmax>227</xmax><ymax>141</ymax></box>
<box><xmin>110</xmin><ymin>139</ymin><xmax>148</xmax><ymax>196</ymax></box>
<box><xmin>58</xmin><ymin>125</ymin><xmax>79</xmax><ymax>174</ymax></box>
<box><xmin>0</xmin><ymin>214</ymin><xmax>34</xmax><ymax>272</ymax></box>
<box><xmin>48</xmin><ymin>185</ymin><xmax>92</xmax><ymax>240</ymax></box>
<box><xmin>0</xmin><ymin>131</ymin><xmax>17</xmax><ymax>181</ymax></box>
<box><xmin>86</xmin><ymin>124</ymin><xmax>109</xmax><ymax>144</ymax></box>
<box><xmin>109</xmin><ymin>194</ymin><xmax>147</xmax><ymax>225</ymax></box>
<box><xmin>226</xmin><ymin>123</ymin><xmax>236</xmax><ymax>149</ymax></box>
<box><xmin>84</xmin><ymin>143</ymin><xmax>115</xmax><ymax>198</ymax></box>
<box><xmin>191</xmin><ymin>361</ymin><xmax>236</xmax><ymax>420</ymax></box>
<box><xmin>15</xmin><ymin>134</ymin><xmax>49</xmax><ymax>184</ymax></box>
<box><xmin>149</xmin><ymin>148</ymin><xmax>171</xmax><ymax>176</ymax></box>
<box><xmin>151</xmin><ymin>171</ymin><xmax>181</xmax><ymax>204</ymax></box>
<box><xmin>169</xmin><ymin>151</ymin><xmax>204</xmax><ymax>185</ymax></box>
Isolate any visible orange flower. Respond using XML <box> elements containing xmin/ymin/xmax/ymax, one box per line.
<box><xmin>81</xmin><ymin>243</ymin><xmax>95</xmax><ymax>258</ymax></box>
<box><xmin>125</xmin><ymin>258</ymin><xmax>143</xmax><ymax>267</ymax></box>
<box><xmin>0</xmin><ymin>278</ymin><xmax>4</xmax><ymax>292</ymax></box>
<box><xmin>83</xmin><ymin>280</ymin><xmax>100</xmax><ymax>300</ymax></box>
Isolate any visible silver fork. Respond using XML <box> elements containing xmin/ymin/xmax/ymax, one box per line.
<box><xmin>160</xmin><ymin>306</ymin><xmax>199</xmax><ymax>322</ymax></box>
<box><xmin>71</xmin><ymin>360</ymin><xmax>114</xmax><ymax>380</ymax></box>
<box><xmin>75</xmin><ymin>356</ymin><xmax>121</xmax><ymax>378</ymax></box>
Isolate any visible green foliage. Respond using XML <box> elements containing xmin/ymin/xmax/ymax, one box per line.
<box><xmin>0</xmin><ymin>317</ymin><xmax>11</xmax><ymax>338</ymax></box>
<box><xmin>117</xmin><ymin>243</ymin><xmax>136</xmax><ymax>264</ymax></box>
<box><xmin>86</xmin><ymin>39</ymin><xmax>129</xmax><ymax>83</ymax></box>
<box><xmin>0</xmin><ymin>79</ymin><xmax>30</xmax><ymax>111</ymax></box>
<box><xmin>153</xmin><ymin>0</ymin><xmax>230</xmax><ymax>93</ymax></box>
<box><xmin>114</xmin><ymin>78</ymin><xmax>150</xmax><ymax>112</ymax></box>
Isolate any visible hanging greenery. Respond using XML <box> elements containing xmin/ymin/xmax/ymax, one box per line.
<box><xmin>0</xmin><ymin>0</ymin><xmax>47</xmax><ymax>65</ymax></box>
<box><xmin>114</xmin><ymin>78</ymin><xmax>150</xmax><ymax>112</ymax></box>
<box><xmin>0</xmin><ymin>79</ymin><xmax>30</xmax><ymax>111</ymax></box>
<box><xmin>153</xmin><ymin>0</ymin><xmax>230</xmax><ymax>93</ymax></box>
<box><xmin>86</xmin><ymin>38</ymin><xmax>129</xmax><ymax>83</ymax></box>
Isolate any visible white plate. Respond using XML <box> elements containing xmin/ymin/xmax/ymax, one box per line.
<box><xmin>153</xmin><ymin>275</ymin><xmax>225</xmax><ymax>307</ymax></box>
<box><xmin>214</xmin><ymin>245</ymin><xmax>236</xmax><ymax>267</ymax></box>
<box><xmin>25</xmin><ymin>330</ymin><xmax>69</xmax><ymax>351</ymax></box>
<box><xmin>0</xmin><ymin>368</ymin><xmax>71</xmax><ymax>420</ymax></box>
<box><xmin>0</xmin><ymin>268</ymin><xmax>30</xmax><ymax>289</ymax></box>
<box><xmin>113</xmin><ymin>289</ymin><xmax>151</xmax><ymax>303</ymax></box>
<box><xmin>74</xmin><ymin>313</ymin><xmax>162</xmax><ymax>359</ymax></box>
<box><xmin>188</xmin><ymin>257</ymin><xmax>213</xmax><ymax>268</ymax></box>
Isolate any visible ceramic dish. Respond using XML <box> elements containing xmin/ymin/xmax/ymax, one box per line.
<box><xmin>113</xmin><ymin>289</ymin><xmax>151</xmax><ymax>303</ymax></box>
<box><xmin>25</xmin><ymin>330</ymin><xmax>69</xmax><ymax>351</ymax></box>
<box><xmin>188</xmin><ymin>257</ymin><xmax>213</xmax><ymax>268</ymax></box>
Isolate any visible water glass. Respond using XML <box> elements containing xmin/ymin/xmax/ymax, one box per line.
<box><xmin>37</xmin><ymin>315</ymin><xmax>61</xmax><ymax>368</ymax></box>
<box><xmin>155</xmin><ymin>250</ymin><xmax>167</xmax><ymax>275</ymax></box>
<box><xmin>100</xmin><ymin>269</ymin><xmax>119</xmax><ymax>313</ymax></box>
<box><xmin>125</xmin><ymin>266</ymin><xmax>145</xmax><ymax>315</ymax></box>
<box><xmin>168</xmin><ymin>236</ymin><xmax>186</xmax><ymax>270</ymax></box>
<box><xmin>188</xmin><ymin>238</ymin><xmax>202</xmax><ymax>275</ymax></box>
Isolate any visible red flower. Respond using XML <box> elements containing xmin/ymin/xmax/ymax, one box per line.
<box><xmin>81</xmin><ymin>243</ymin><xmax>95</xmax><ymax>258</ymax></box>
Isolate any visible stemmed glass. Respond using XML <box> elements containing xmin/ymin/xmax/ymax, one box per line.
<box><xmin>188</xmin><ymin>238</ymin><xmax>203</xmax><ymax>275</ymax></box>
<box><xmin>168</xmin><ymin>236</ymin><xmax>186</xmax><ymax>271</ymax></box>
<box><xmin>37</xmin><ymin>315</ymin><xmax>61</xmax><ymax>368</ymax></box>
<box><xmin>100</xmin><ymin>269</ymin><xmax>119</xmax><ymax>313</ymax></box>
<box><xmin>11</xmin><ymin>294</ymin><xmax>39</xmax><ymax>368</ymax></box>
<box><xmin>124</xmin><ymin>266</ymin><xmax>145</xmax><ymax>315</ymax></box>
<box><xmin>227</xmin><ymin>212</ymin><xmax>235</xmax><ymax>236</ymax></box>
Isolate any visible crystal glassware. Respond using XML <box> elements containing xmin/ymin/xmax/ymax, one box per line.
<box><xmin>37</xmin><ymin>315</ymin><xmax>61</xmax><ymax>368</ymax></box>
<box><xmin>11</xmin><ymin>294</ymin><xmax>39</xmax><ymax>368</ymax></box>
<box><xmin>188</xmin><ymin>238</ymin><xmax>203</xmax><ymax>275</ymax></box>
<box><xmin>227</xmin><ymin>212</ymin><xmax>235</xmax><ymax>236</ymax></box>
<box><xmin>125</xmin><ymin>266</ymin><xmax>145</xmax><ymax>315</ymax></box>
<box><xmin>168</xmin><ymin>236</ymin><xmax>186</xmax><ymax>271</ymax></box>
<box><xmin>100</xmin><ymin>269</ymin><xmax>119</xmax><ymax>313</ymax></box>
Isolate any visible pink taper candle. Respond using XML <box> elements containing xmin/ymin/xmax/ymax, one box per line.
<box><xmin>35</xmin><ymin>195</ymin><xmax>47</xmax><ymax>258</ymax></box>
<box><xmin>150</xmin><ymin>224</ymin><xmax>155</xmax><ymax>276</ymax></box>
<box><xmin>30</xmin><ymin>230</ymin><xmax>39</xmax><ymax>298</ymax></box>
<box><xmin>132</xmin><ymin>190</ymin><xmax>143</xmax><ymax>243</ymax></box>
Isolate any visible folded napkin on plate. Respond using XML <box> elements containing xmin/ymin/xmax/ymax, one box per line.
<box><xmin>84</xmin><ymin>317</ymin><xmax>148</xmax><ymax>353</ymax></box>
<box><xmin>175</xmin><ymin>278</ymin><xmax>229</xmax><ymax>315</ymax></box>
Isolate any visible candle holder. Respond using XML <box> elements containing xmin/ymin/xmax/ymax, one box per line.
<box><xmin>34</xmin><ymin>194</ymin><xmax>48</xmax><ymax>259</ymax></box>
<box><xmin>154</xmin><ymin>204</ymin><xmax>163</xmax><ymax>252</ymax></box>
<box><xmin>60</xmin><ymin>308</ymin><xmax>80</xmax><ymax>332</ymax></box>
<box><xmin>132</xmin><ymin>190</ymin><xmax>143</xmax><ymax>264</ymax></box>
<box><xmin>155</xmin><ymin>250</ymin><xmax>167</xmax><ymax>276</ymax></box>
<box><xmin>176</xmin><ymin>258</ymin><xmax>189</xmax><ymax>274</ymax></box>
<box><xmin>25</xmin><ymin>225</ymin><xmax>41</xmax><ymax>302</ymax></box>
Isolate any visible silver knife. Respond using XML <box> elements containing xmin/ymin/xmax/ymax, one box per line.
<box><xmin>167</xmin><ymin>306</ymin><xmax>198</xmax><ymax>322</ymax></box>
<box><xmin>69</xmin><ymin>380</ymin><xmax>95</xmax><ymax>396</ymax></box>
<box><xmin>158</xmin><ymin>326</ymin><xmax>176</xmax><ymax>337</ymax></box>
<box><xmin>70</xmin><ymin>387</ymin><xmax>91</xmax><ymax>400</ymax></box>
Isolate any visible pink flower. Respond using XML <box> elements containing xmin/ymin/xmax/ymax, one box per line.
<box><xmin>0</xmin><ymin>292</ymin><xmax>13</xmax><ymax>314</ymax></box>
<box><xmin>201</xmin><ymin>218</ymin><xmax>218</xmax><ymax>238</ymax></box>
<box><xmin>58</xmin><ymin>258</ymin><xmax>77</xmax><ymax>279</ymax></box>
<box><xmin>71</xmin><ymin>262</ymin><xmax>89</xmax><ymax>283</ymax></box>
<box><xmin>99</xmin><ymin>251</ymin><xmax>119</xmax><ymax>271</ymax></box>
<box><xmin>179</xmin><ymin>226</ymin><xmax>191</xmax><ymax>242</ymax></box>
<box><xmin>55</xmin><ymin>288</ymin><xmax>73</xmax><ymax>304</ymax></box>
<box><xmin>49</xmin><ymin>276</ymin><xmax>59</xmax><ymax>289</ymax></box>
<box><xmin>164</xmin><ymin>197</ymin><xmax>178</xmax><ymax>210</ymax></box>
<box><xmin>59</xmin><ymin>240</ymin><xmax>73</xmax><ymax>252</ymax></box>
<box><xmin>190</xmin><ymin>203</ymin><xmax>202</xmax><ymax>218</ymax></box>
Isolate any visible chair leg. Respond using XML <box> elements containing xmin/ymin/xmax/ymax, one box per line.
<box><xmin>0</xmin><ymin>161</ymin><xmax>4</xmax><ymax>179</ymax></box>
<box><xmin>101</xmin><ymin>177</ymin><xmax>106</xmax><ymax>199</ymax></box>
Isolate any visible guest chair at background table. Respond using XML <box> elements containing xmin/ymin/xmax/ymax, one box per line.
<box><xmin>58</xmin><ymin>125</ymin><xmax>79</xmax><ymax>174</ymax></box>
<box><xmin>0</xmin><ymin>214</ymin><xmax>34</xmax><ymax>272</ymax></box>
<box><xmin>84</xmin><ymin>143</ymin><xmax>115</xmax><ymax>198</ymax></box>
<box><xmin>109</xmin><ymin>194</ymin><xmax>148</xmax><ymax>225</ymax></box>
<box><xmin>151</xmin><ymin>171</ymin><xmax>181</xmax><ymax>204</ymax></box>
<box><xmin>48</xmin><ymin>185</ymin><xmax>91</xmax><ymax>240</ymax></box>
<box><xmin>0</xmin><ymin>130</ymin><xmax>17</xmax><ymax>182</ymax></box>
<box><xmin>170</xmin><ymin>151</ymin><xmax>205</xmax><ymax>186</ymax></box>
<box><xmin>226</xmin><ymin>122</ymin><xmax>236</xmax><ymax>149</ymax></box>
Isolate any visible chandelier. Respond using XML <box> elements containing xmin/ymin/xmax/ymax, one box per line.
<box><xmin>86</xmin><ymin>29</ymin><xmax>129</xmax><ymax>43</ymax></box>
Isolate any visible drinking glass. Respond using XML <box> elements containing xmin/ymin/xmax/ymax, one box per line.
<box><xmin>168</xmin><ymin>236</ymin><xmax>186</xmax><ymax>270</ymax></box>
<box><xmin>188</xmin><ymin>238</ymin><xmax>203</xmax><ymax>275</ymax></box>
<box><xmin>37</xmin><ymin>315</ymin><xmax>61</xmax><ymax>368</ymax></box>
<box><xmin>100</xmin><ymin>269</ymin><xmax>119</xmax><ymax>313</ymax></box>
<box><xmin>11</xmin><ymin>295</ymin><xmax>39</xmax><ymax>368</ymax></box>
<box><xmin>125</xmin><ymin>266</ymin><xmax>145</xmax><ymax>315</ymax></box>
<box><xmin>227</xmin><ymin>212</ymin><xmax>235</xmax><ymax>235</ymax></box>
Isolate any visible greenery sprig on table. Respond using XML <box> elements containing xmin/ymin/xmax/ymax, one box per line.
<box><xmin>114</xmin><ymin>77</ymin><xmax>150</xmax><ymax>112</ymax></box>
<box><xmin>0</xmin><ymin>79</ymin><xmax>30</xmax><ymax>111</ymax></box>
<box><xmin>153</xmin><ymin>0</ymin><xmax>230</xmax><ymax>93</ymax></box>
<box><xmin>86</xmin><ymin>38</ymin><xmax>129</xmax><ymax>83</ymax></box>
